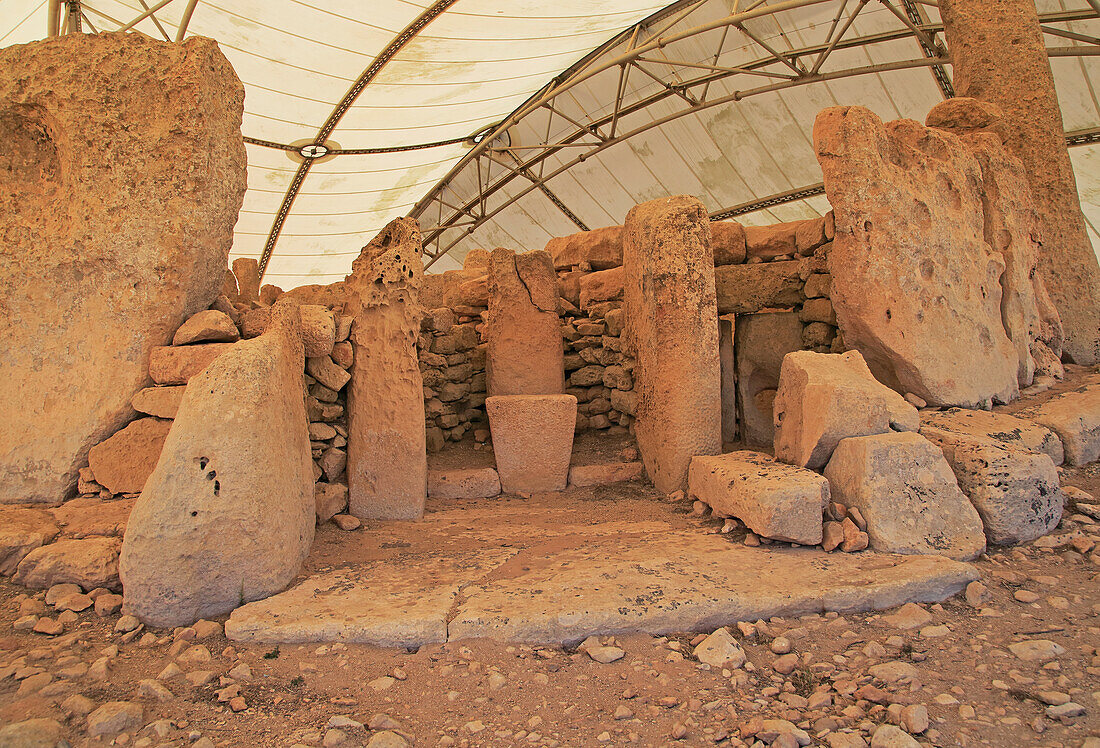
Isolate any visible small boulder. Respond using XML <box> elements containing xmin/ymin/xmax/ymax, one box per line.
<box><xmin>314</xmin><ymin>482</ymin><xmax>349</xmax><ymax>524</ymax></box>
<box><xmin>130</xmin><ymin>386</ymin><xmax>186</xmax><ymax>419</ymax></box>
<box><xmin>1018</xmin><ymin>378</ymin><xmax>1100</xmax><ymax>465</ymax></box>
<box><xmin>824</xmin><ymin>432</ymin><xmax>985</xmax><ymax>560</ymax></box>
<box><xmin>0</xmin><ymin>718</ymin><xmax>64</xmax><ymax>747</ymax></box>
<box><xmin>172</xmin><ymin>309</ymin><xmax>239</xmax><ymax>345</ymax></box>
<box><xmin>87</xmin><ymin>417</ymin><xmax>172</xmax><ymax>495</ymax></box>
<box><xmin>14</xmin><ymin>537</ymin><xmax>121</xmax><ymax>590</ymax></box>
<box><xmin>87</xmin><ymin>701</ymin><xmax>143</xmax><ymax>737</ymax></box>
<box><xmin>0</xmin><ymin>506</ymin><xmax>59</xmax><ymax>575</ymax></box>
<box><xmin>693</xmin><ymin>628</ymin><xmax>746</xmax><ymax>669</ymax></box>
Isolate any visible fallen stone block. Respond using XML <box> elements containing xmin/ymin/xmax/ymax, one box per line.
<box><xmin>824</xmin><ymin>432</ymin><xmax>986</xmax><ymax>560</ymax></box>
<box><xmin>487</xmin><ymin>395</ymin><xmax>577</xmax><ymax>493</ymax></box>
<box><xmin>120</xmin><ymin>303</ymin><xmax>315</xmax><ymax>627</ymax></box>
<box><xmin>87</xmin><ymin>418</ymin><xmax>173</xmax><ymax>495</ymax></box>
<box><xmin>172</xmin><ymin>309</ymin><xmax>239</xmax><ymax>345</ymax></box>
<box><xmin>774</xmin><ymin>350</ymin><xmax>919</xmax><ymax>469</ymax></box>
<box><xmin>306</xmin><ymin>355</ymin><xmax>351</xmax><ymax>392</ymax></box>
<box><xmin>688</xmin><ymin>451</ymin><xmax>829</xmax><ymax>545</ymax></box>
<box><xmin>921</xmin><ymin>407</ymin><xmax>1063</xmax><ymax>465</ymax></box>
<box><xmin>427</xmin><ymin>468</ymin><xmax>502</xmax><ymax>499</ymax></box>
<box><xmin>920</xmin><ymin>424</ymin><xmax>1063</xmax><ymax>545</ymax></box>
<box><xmin>568</xmin><ymin>462</ymin><xmax>644</xmax><ymax>488</ymax></box>
<box><xmin>131</xmin><ymin>386</ymin><xmax>186</xmax><ymax>419</ymax></box>
<box><xmin>1018</xmin><ymin>379</ymin><xmax>1100</xmax><ymax>465</ymax></box>
<box><xmin>0</xmin><ymin>507</ymin><xmax>59</xmax><ymax>575</ymax></box>
<box><xmin>148</xmin><ymin>343</ymin><xmax>236</xmax><ymax>386</ymax></box>
<box><xmin>14</xmin><ymin>537</ymin><xmax>121</xmax><ymax>590</ymax></box>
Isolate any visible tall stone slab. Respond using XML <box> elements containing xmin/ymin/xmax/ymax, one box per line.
<box><xmin>486</xmin><ymin>249</ymin><xmax>564</xmax><ymax>396</ymax></box>
<box><xmin>940</xmin><ymin>0</ymin><xmax>1100</xmax><ymax>365</ymax></box>
<box><xmin>344</xmin><ymin>218</ymin><xmax>427</xmax><ymax>520</ymax></box>
<box><xmin>119</xmin><ymin>302</ymin><xmax>315</xmax><ymax>627</ymax></box>
<box><xmin>623</xmin><ymin>196</ymin><xmax>722</xmax><ymax>493</ymax></box>
<box><xmin>0</xmin><ymin>33</ymin><xmax>246</xmax><ymax>504</ymax></box>
<box><xmin>926</xmin><ymin>98</ymin><xmax>1066</xmax><ymax>383</ymax></box>
<box><xmin>814</xmin><ymin>106</ymin><xmax>1019</xmax><ymax>408</ymax></box>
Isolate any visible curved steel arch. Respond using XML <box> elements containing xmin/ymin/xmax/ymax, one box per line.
<box><xmin>408</xmin><ymin>0</ymin><xmax>1100</xmax><ymax>267</ymax></box>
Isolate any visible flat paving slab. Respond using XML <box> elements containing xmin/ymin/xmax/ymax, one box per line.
<box><xmin>226</xmin><ymin>489</ymin><xmax>976</xmax><ymax>646</ymax></box>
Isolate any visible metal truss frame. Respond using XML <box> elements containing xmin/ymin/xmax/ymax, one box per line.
<box><xmin>406</xmin><ymin>0</ymin><xmax>1100</xmax><ymax>269</ymax></box>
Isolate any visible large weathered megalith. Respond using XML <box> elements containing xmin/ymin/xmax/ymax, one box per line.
<box><xmin>623</xmin><ymin>196</ymin><xmax>722</xmax><ymax>493</ymax></box>
<box><xmin>939</xmin><ymin>0</ymin><xmax>1100</xmax><ymax>365</ymax></box>
<box><xmin>119</xmin><ymin>302</ymin><xmax>315</xmax><ymax>627</ymax></box>
<box><xmin>486</xmin><ymin>249</ymin><xmax>564</xmax><ymax>396</ymax></box>
<box><xmin>344</xmin><ymin>218</ymin><xmax>427</xmax><ymax>520</ymax></box>
<box><xmin>0</xmin><ymin>32</ymin><xmax>246</xmax><ymax>504</ymax></box>
<box><xmin>926</xmin><ymin>98</ymin><xmax>1065</xmax><ymax>383</ymax></box>
<box><xmin>814</xmin><ymin>106</ymin><xmax>1018</xmax><ymax>408</ymax></box>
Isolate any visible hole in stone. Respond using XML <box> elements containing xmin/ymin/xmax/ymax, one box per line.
<box><xmin>198</xmin><ymin>457</ymin><xmax>209</xmax><ymax>470</ymax></box>
<box><xmin>213</xmin><ymin>480</ymin><xmax>220</xmax><ymax>496</ymax></box>
<box><xmin>190</xmin><ymin>511</ymin><xmax>198</xmax><ymax>517</ymax></box>
<box><xmin>206</xmin><ymin>470</ymin><xmax>216</xmax><ymax>481</ymax></box>
<box><xmin>885</xmin><ymin>308</ymin><xmax>892</xmax><ymax>320</ymax></box>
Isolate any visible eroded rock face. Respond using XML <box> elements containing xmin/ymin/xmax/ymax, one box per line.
<box><xmin>0</xmin><ymin>33</ymin><xmax>246</xmax><ymax>504</ymax></box>
<box><xmin>773</xmin><ymin>350</ymin><xmax>919</xmax><ymax>469</ymax></box>
<box><xmin>487</xmin><ymin>249</ymin><xmax>564</xmax><ymax>396</ymax></box>
<box><xmin>344</xmin><ymin>218</ymin><xmax>427</xmax><ymax>520</ymax></box>
<box><xmin>926</xmin><ymin>98</ymin><xmax>1065</xmax><ymax>383</ymax></box>
<box><xmin>814</xmin><ymin>106</ymin><xmax>1018</xmax><ymax>407</ymax></box>
<box><xmin>824</xmin><ymin>432</ymin><xmax>986</xmax><ymax>561</ymax></box>
<box><xmin>623</xmin><ymin>196</ymin><xmax>722</xmax><ymax>493</ymax></box>
<box><xmin>119</xmin><ymin>303</ymin><xmax>315</xmax><ymax>627</ymax></box>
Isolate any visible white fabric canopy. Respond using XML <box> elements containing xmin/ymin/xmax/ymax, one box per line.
<box><xmin>2</xmin><ymin>0</ymin><xmax>1096</xmax><ymax>288</ymax></box>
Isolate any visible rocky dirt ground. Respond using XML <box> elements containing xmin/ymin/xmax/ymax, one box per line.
<box><xmin>2</xmin><ymin>458</ymin><xmax>1099</xmax><ymax>748</ymax></box>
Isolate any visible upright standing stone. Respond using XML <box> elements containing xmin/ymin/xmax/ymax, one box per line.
<box><xmin>623</xmin><ymin>196</ymin><xmax>722</xmax><ymax>493</ymax></box>
<box><xmin>815</xmin><ymin>106</ymin><xmax>1019</xmax><ymax>408</ymax></box>
<box><xmin>119</xmin><ymin>302</ymin><xmax>315</xmax><ymax>627</ymax></box>
<box><xmin>735</xmin><ymin>312</ymin><xmax>803</xmax><ymax>446</ymax></box>
<box><xmin>344</xmin><ymin>218</ymin><xmax>427</xmax><ymax>520</ymax></box>
<box><xmin>232</xmin><ymin>258</ymin><xmax>261</xmax><ymax>305</ymax></box>
<box><xmin>718</xmin><ymin>316</ymin><xmax>737</xmax><ymax>444</ymax></box>
<box><xmin>0</xmin><ymin>33</ymin><xmax>246</xmax><ymax>504</ymax></box>
<box><xmin>940</xmin><ymin>0</ymin><xmax>1100</xmax><ymax>365</ymax></box>
<box><xmin>486</xmin><ymin>249</ymin><xmax>563</xmax><ymax>396</ymax></box>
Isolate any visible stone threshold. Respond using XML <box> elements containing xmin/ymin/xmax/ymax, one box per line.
<box><xmin>225</xmin><ymin>528</ymin><xmax>976</xmax><ymax>647</ymax></box>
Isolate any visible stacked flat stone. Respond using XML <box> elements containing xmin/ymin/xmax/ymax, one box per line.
<box><xmin>563</xmin><ymin>304</ymin><xmax>636</xmax><ymax>433</ymax></box>
<box><xmin>418</xmin><ymin>308</ymin><xmax>487</xmax><ymax>451</ymax></box>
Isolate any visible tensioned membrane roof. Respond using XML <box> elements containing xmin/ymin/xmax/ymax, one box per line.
<box><xmin>2</xmin><ymin>0</ymin><xmax>1098</xmax><ymax>289</ymax></box>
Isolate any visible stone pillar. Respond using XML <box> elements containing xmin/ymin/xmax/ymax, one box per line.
<box><xmin>344</xmin><ymin>218</ymin><xmax>427</xmax><ymax>520</ymax></box>
<box><xmin>940</xmin><ymin>0</ymin><xmax>1100</xmax><ymax>364</ymax></box>
<box><xmin>623</xmin><ymin>196</ymin><xmax>722</xmax><ymax>493</ymax></box>
<box><xmin>486</xmin><ymin>248</ymin><xmax>564</xmax><ymax>396</ymax></box>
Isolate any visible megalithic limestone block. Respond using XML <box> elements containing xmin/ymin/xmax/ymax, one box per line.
<box><xmin>926</xmin><ymin>97</ymin><xmax>1066</xmax><ymax>383</ymax></box>
<box><xmin>622</xmin><ymin>196</ymin><xmax>722</xmax><ymax>493</ymax></box>
<box><xmin>814</xmin><ymin>106</ymin><xmax>1019</xmax><ymax>408</ymax></box>
<box><xmin>119</xmin><ymin>302</ymin><xmax>315</xmax><ymax>628</ymax></box>
<box><xmin>486</xmin><ymin>248</ymin><xmax>564</xmax><ymax>396</ymax></box>
<box><xmin>940</xmin><ymin>0</ymin><xmax>1100</xmax><ymax>365</ymax></box>
<box><xmin>232</xmin><ymin>258</ymin><xmax>261</xmax><ymax>305</ymax></box>
<box><xmin>0</xmin><ymin>32</ymin><xmax>246</xmax><ymax>504</ymax></box>
<box><xmin>344</xmin><ymin>218</ymin><xmax>427</xmax><ymax>520</ymax></box>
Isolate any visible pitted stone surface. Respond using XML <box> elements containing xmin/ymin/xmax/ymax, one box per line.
<box><xmin>0</xmin><ymin>32</ymin><xmax>246</xmax><ymax>504</ymax></box>
<box><xmin>120</xmin><ymin>303</ymin><xmax>315</xmax><ymax>627</ymax></box>
<box><xmin>815</xmin><ymin>106</ymin><xmax>1018</xmax><ymax>408</ymax></box>
<box><xmin>344</xmin><ymin>218</ymin><xmax>427</xmax><ymax>520</ymax></box>
<box><xmin>921</xmin><ymin>407</ymin><xmax>1063</xmax><ymax>465</ymax></box>
<box><xmin>920</xmin><ymin>423</ymin><xmax>1063</xmax><ymax>545</ymax></box>
<box><xmin>623</xmin><ymin>196</ymin><xmax>722</xmax><ymax>493</ymax></box>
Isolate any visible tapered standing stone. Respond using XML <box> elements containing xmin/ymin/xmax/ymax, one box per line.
<box><xmin>622</xmin><ymin>196</ymin><xmax>722</xmax><ymax>493</ymax></box>
<box><xmin>344</xmin><ymin>218</ymin><xmax>427</xmax><ymax>520</ymax></box>
<box><xmin>940</xmin><ymin>0</ymin><xmax>1100</xmax><ymax>364</ymax></box>
<box><xmin>486</xmin><ymin>248</ymin><xmax>563</xmax><ymax>396</ymax></box>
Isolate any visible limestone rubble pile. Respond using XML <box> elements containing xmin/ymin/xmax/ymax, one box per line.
<box><xmin>119</xmin><ymin>301</ymin><xmax>316</xmax><ymax>627</ymax></box>
<box><xmin>0</xmin><ymin>32</ymin><xmax>247</xmax><ymax>504</ymax></box>
<box><xmin>814</xmin><ymin>104</ymin><xmax>1062</xmax><ymax>407</ymax></box>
